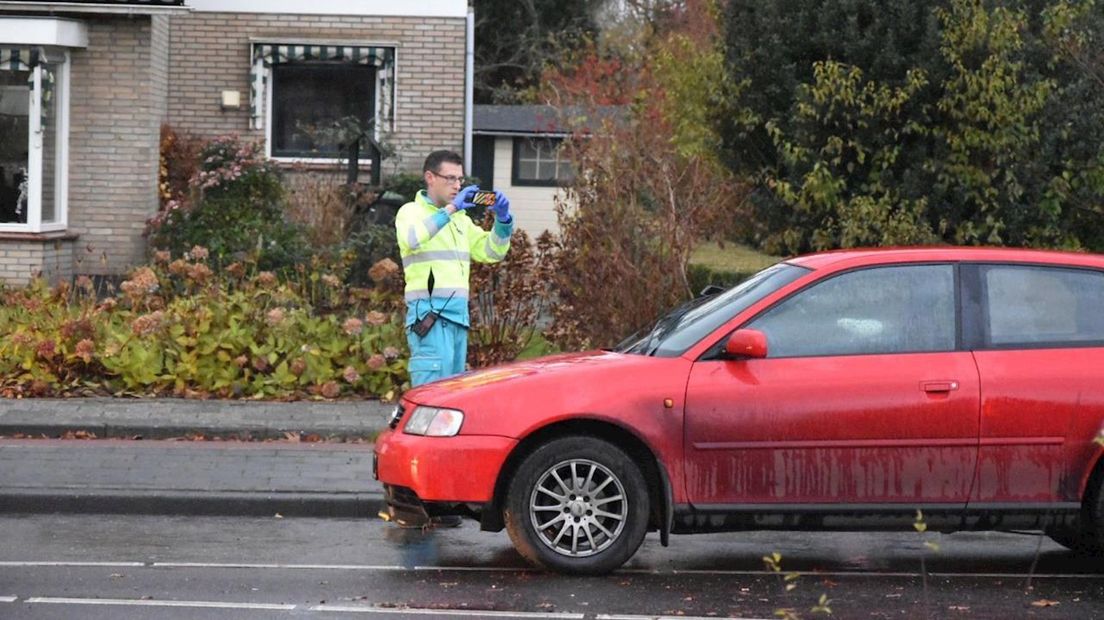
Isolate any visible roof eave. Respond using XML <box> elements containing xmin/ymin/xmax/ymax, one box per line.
<box><xmin>0</xmin><ymin>2</ymin><xmax>190</xmax><ymax>16</ymax></box>
<box><xmin>472</xmin><ymin>130</ymin><xmax>573</xmax><ymax>138</ymax></box>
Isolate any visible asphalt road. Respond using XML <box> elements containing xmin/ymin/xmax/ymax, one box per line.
<box><xmin>0</xmin><ymin>514</ymin><xmax>1101</xmax><ymax>619</ymax></box>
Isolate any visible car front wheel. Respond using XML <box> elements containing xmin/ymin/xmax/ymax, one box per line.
<box><xmin>504</xmin><ymin>436</ymin><xmax>650</xmax><ymax>575</ymax></box>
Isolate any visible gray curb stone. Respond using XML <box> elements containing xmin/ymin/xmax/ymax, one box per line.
<box><xmin>0</xmin><ymin>490</ymin><xmax>386</xmax><ymax>518</ymax></box>
<box><xmin>0</xmin><ymin>398</ymin><xmax>393</xmax><ymax>440</ymax></box>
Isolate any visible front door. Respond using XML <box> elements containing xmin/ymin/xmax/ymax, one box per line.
<box><xmin>684</xmin><ymin>264</ymin><xmax>981</xmax><ymax>508</ymax></box>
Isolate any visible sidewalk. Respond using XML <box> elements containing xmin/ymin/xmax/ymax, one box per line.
<box><xmin>0</xmin><ymin>398</ymin><xmax>391</xmax><ymax>440</ymax></box>
<box><xmin>0</xmin><ymin>398</ymin><xmax>394</xmax><ymax>518</ymax></box>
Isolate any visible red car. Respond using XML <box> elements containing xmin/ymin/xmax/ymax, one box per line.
<box><xmin>374</xmin><ymin>247</ymin><xmax>1104</xmax><ymax>574</ymax></box>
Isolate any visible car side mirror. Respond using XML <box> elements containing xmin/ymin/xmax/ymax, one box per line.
<box><xmin>724</xmin><ymin>329</ymin><xmax>768</xmax><ymax>360</ymax></box>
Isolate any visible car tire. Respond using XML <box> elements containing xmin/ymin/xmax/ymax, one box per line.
<box><xmin>503</xmin><ymin>436</ymin><xmax>650</xmax><ymax>575</ymax></box>
<box><xmin>1048</xmin><ymin>528</ymin><xmax>1103</xmax><ymax>555</ymax></box>
<box><xmin>1049</xmin><ymin>472</ymin><xmax>1104</xmax><ymax>556</ymax></box>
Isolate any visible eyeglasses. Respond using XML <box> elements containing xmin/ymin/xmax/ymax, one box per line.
<box><xmin>429</xmin><ymin>170</ymin><xmax>465</xmax><ymax>185</ymax></box>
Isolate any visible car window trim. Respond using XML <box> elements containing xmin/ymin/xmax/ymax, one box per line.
<box><xmin>963</xmin><ymin>261</ymin><xmax>1104</xmax><ymax>351</ymax></box>
<box><xmin>699</xmin><ymin>261</ymin><xmax>964</xmax><ymax>361</ymax></box>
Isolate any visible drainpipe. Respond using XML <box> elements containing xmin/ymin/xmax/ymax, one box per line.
<box><xmin>464</xmin><ymin>6</ymin><xmax>474</xmax><ymax>169</ymax></box>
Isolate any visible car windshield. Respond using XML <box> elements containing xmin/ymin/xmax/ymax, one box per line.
<box><xmin>615</xmin><ymin>262</ymin><xmax>811</xmax><ymax>357</ymax></box>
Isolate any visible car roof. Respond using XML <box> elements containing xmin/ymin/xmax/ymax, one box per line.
<box><xmin>785</xmin><ymin>246</ymin><xmax>1104</xmax><ymax>271</ymax></box>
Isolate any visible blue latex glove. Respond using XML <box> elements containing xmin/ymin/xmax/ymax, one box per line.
<box><xmin>451</xmin><ymin>185</ymin><xmax>479</xmax><ymax>211</ymax></box>
<box><xmin>492</xmin><ymin>191</ymin><xmax>511</xmax><ymax>222</ymax></box>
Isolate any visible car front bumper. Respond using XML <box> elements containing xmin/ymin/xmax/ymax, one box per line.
<box><xmin>373</xmin><ymin>428</ymin><xmax>518</xmax><ymax>504</ymax></box>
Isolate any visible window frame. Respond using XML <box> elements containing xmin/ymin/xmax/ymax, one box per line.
<box><xmin>511</xmin><ymin>136</ymin><xmax>570</xmax><ymax>187</ymax></box>
<box><xmin>260</xmin><ymin>44</ymin><xmax>393</xmax><ymax>166</ymax></box>
<box><xmin>0</xmin><ymin>51</ymin><xmax>69</xmax><ymax>233</ymax></box>
<box><xmin>720</xmin><ymin>262</ymin><xmax>964</xmax><ymax>360</ymax></box>
<box><xmin>961</xmin><ymin>262</ymin><xmax>1104</xmax><ymax>351</ymax></box>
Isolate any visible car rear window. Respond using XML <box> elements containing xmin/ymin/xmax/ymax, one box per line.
<box><xmin>982</xmin><ymin>265</ymin><xmax>1104</xmax><ymax>347</ymax></box>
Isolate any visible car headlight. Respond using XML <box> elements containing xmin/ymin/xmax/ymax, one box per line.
<box><xmin>404</xmin><ymin>406</ymin><xmax>464</xmax><ymax>437</ymax></box>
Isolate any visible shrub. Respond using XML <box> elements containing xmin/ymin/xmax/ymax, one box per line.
<box><xmin>284</xmin><ymin>169</ymin><xmax>358</xmax><ymax>248</ymax></box>
<box><xmin>380</xmin><ymin>172</ymin><xmax>426</xmax><ymax>202</ymax></box>
<box><xmin>686</xmin><ymin>263</ymin><xmax>754</xmax><ymax>295</ymax></box>
<box><xmin>468</xmin><ymin>224</ymin><xmax>556</xmax><ymax>368</ymax></box>
<box><xmin>159</xmin><ymin>124</ymin><xmax>203</xmax><ymax>209</ymax></box>
<box><xmin>0</xmin><ymin>252</ymin><xmax>408</xmax><ymax>400</ymax></box>
<box><xmin>538</xmin><ymin>2</ymin><xmax>750</xmax><ymax>350</ymax></box>
<box><xmin>343</xmin><ymin>224</ymin><xmax>402</xmax><ymax>289</ymax></box>
<box><xmin>147</xmin><ymin>135</ymin><xmax>310</xmax><ymax>273</ymax></box>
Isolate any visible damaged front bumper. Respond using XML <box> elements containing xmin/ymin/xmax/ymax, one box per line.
<box><xmin>372</xmin><ymin>427</ymin><xmax>518</xmax><ymax>529</ymax></box>
<box><xmin>379</xmin><ymin>484</ymin><xmax>482</xmax><ymax>528</ymax></box>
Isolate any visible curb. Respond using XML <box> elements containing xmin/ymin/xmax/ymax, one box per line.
<box><xmin>0</xmin><ymin>490</ymin><xmax>386</xmax><ymax>518</ymax></box>
<box><xmin>0</xmin><ymin>424</ymin><xmax>382</xmax><ymax>441</ymax></box>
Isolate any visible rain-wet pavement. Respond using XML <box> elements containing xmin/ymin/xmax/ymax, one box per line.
<box><xmin>0</xmin><ymin>513</ymin><xmax>1100</xmax><ymax>618</ymax></box>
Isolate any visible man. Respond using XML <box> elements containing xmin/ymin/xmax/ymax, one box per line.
<box><xmin>396</xmin><ymin>150</ymin><xmax>513</xmax><ymax>386</ymax></box>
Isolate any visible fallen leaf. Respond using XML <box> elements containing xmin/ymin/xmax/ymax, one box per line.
<box><xmin>274</xmin><ymin>513</ymin><xmax>284</xmax><ymax>519</ymax></box>
<box><xmin>1032</xmin><ymin>599</ymin><xmax>1060</xmax><ymax>608</ymax></box>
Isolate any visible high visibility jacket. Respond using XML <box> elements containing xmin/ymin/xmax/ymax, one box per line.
<box><xmin>396</xmin><ymin>190</ymin><xmax>513</xmax><ymax>327</ymax></box>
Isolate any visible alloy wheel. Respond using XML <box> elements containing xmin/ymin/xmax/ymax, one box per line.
<box><xmin>528</xmin><ymin>458</ymin><xmax>628</xmax><ymax>557</ymax></box>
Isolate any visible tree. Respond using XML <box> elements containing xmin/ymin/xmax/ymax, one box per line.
<box><xmin>719</xmin><ymin>0</ymin><xmax>1104</xmax><ymax>253</ymax></box>
<box><xmin>542</xmin><ymin>0</ymin><xmax>749</xmax><ymax>349</ymax></box>
<box><xmin>473</xmin><ymin>0</ymin><xmax>605</xmax><ymax>103</ymax></box>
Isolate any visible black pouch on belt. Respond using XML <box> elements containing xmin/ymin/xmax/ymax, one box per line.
<box><xmin>411</xmin><ymin>311</ymin><xmax>437</xmax><ymax>338</ymax></box>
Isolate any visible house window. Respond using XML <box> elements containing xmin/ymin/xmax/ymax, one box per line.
<box><xmin>252</xmin><ymin>43</ymin><xmax>395</xmax><ymax>162</ymax></box>
<box><xmin>0</xmin><ymin>48</ymin><xmax>68</xmax><ymax>232</ymax></box>
<box><xmin>512</xmin><ymin>137</ymin><xmax>573</xmax><ymax>186</ymax></box>
<box><xmin>270</xmin><ymin>63</ymin><xmax>376</xmax><ymax>158</ymax></box>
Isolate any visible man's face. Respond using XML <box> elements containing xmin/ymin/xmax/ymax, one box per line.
<box><xmin>424</xmin><ymin>162</ymin><xmax>464</xmax><ymax>206</ymax></box>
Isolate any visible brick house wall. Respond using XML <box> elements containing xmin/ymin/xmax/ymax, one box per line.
<box><xmin>0</xmin><ymin>5</ymin><xmax>467</xmax><ymax>286</ymax></box>
<box><xmin>0</xmin><ymin>237</ymin><xmax>75</xmax><ymax>284</ymax></box>
<box><xmin>167</xmin><ymin>12</ymin><xmax>466</xmax><ymax>173</ymax></box>
<box><xmin>67</xmin><ymin>15</ymin><xmax>163</xmax><ymax>277</ymax></box>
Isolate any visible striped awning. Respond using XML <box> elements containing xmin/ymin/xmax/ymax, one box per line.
<box><xmin>0</xmin><ymin>47</ymin><xmax>54</xmax><ymax>125</ymax></box>
<box><xmin>249</xmin><ymin>43</ymin><xmax>395</xmax><ymax>134</ymax></box>
<box><xmin>1</xmin><ymin>47</ymin><xmax>41</xmax><ymax>72</ymax></box>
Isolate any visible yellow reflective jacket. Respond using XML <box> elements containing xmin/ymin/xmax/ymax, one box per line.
<box><xmin>395</xmin><ymin>190</ymin><xmax>513</xmax><ymax>324</ymax></box>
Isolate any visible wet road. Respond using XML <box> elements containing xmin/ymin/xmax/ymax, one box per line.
<box><xmin>0</xmin><ymin>514</ymin><xmax>1101</xmax><ymax>618</ymax></box>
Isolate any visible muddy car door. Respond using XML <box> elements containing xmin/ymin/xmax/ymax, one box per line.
<box><xmin>683</xmin><ymin>263</ymin><xmax>981</xmax><ymax>512</ymax></box>
<box><xmin>963</xmin><ymin>263</ymin><xmax>1104</xmax><ymax>507</ymax></box>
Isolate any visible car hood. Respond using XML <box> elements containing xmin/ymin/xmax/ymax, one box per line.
<box><xmin>402</xmin><ymin>349</ymin><xmax>693</xmax><ymax>443</ymax></box>
<box><xmin>401</xmin><ymin>350</ymin><xmax>675</xmax><ymax>408</ymax></box>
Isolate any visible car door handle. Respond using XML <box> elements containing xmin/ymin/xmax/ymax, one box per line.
<box><xmin>921</xmin><ymin>380</ymin><xmax>959</xmax><ymax>393</ymax></box>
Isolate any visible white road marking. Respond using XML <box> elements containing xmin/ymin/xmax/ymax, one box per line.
<box><xmin>150</xmin><ymin>562</ymin><xmax>533</xmax><ymax>573</ymax></box>
<box><xmin>13</xmin><ymin>598</ymin><xmax>769</xmax><ymax>620</ymax></box>
<box><xmin>311</xmin><ymin>605</ymin><xmax>585</xmax><ymax>618</ymax></box>
<box><xmin>0</xmin><ymin>561</ymin><xmax>144</xmax><ymax>568</ymax></box>
<box><xmin>0</xmin><ymin>596</ymin><xmax>17</xmax><ymax>603</ymax></box>
<box><xmin>24</xmin><ymin>597</ymin><xmax>296</xmax><ymax>610</ymax></box>
<box><xmin>598</xmin><ymin>616</ymin><xmax>770</xmax><ymax>620</ymax></box>
<box><xmin>3</xmin><ymin>560</ymin><xmax>1102</xmax><ymax>580</ymax></box>
<box><xmin>151</xmin><ymin>562</ymin><xmax>403</xmax><ymax>571</ymax></box>
<box><xmin>621</xmin><ymin>567</ymin><xmax>1104</xmax><ymax>579</ymax></box>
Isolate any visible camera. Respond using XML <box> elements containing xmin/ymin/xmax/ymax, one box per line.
<box><xmin>471</xmin><ymin>189</ymin><xmax>496</xmax><ymax>207</ymax></box>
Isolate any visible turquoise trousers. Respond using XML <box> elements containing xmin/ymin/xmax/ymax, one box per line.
<box><xmin>406</xmin><ymin>317</ymin><xmax>468</xmax><ymax>387</ymax></box>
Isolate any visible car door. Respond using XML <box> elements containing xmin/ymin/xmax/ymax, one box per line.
<box><xmin>964</xmin><ymin>263</ymin><xmax>1104</xmax><ymax>506</ymax></box>
<box><xmin>684</xmin><ymin>263</ymin><xmax>981</xmax><ymax>509</ymax></box>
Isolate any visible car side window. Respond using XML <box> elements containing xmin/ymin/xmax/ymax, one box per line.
<box><xmin>747</xmin><ymin>265</ymin><xmax>956</xmax><ymax>358</ymax></box>
<box><xmin>982</xmin><ymin>265</ymin><xmax>1104</xmax><ymax>347</ymax></box>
